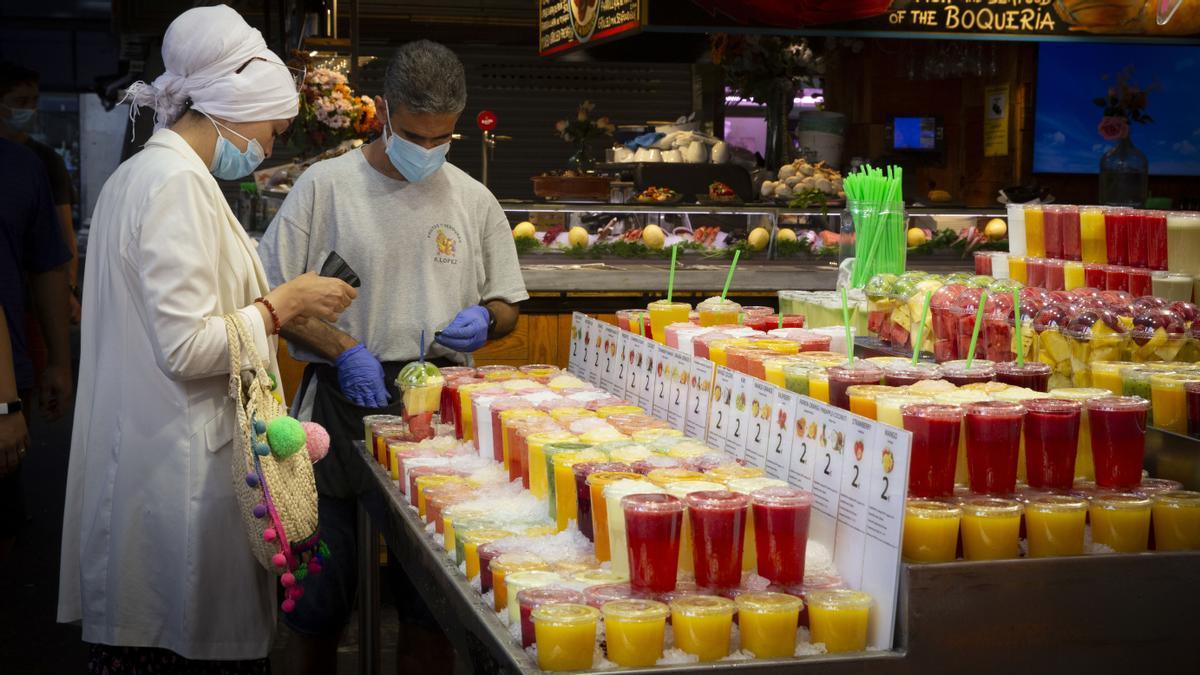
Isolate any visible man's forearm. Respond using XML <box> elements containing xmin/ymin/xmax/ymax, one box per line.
<box><xmin>56</xmin><ymin>205</ymin><xmax>78</xmax><ymax>287</ymax></box>
<box><xmin>485</xmin><ymin>300</ymin><xmax>520</xmax><ymax>339</ymax></box>
<box><xmin>31</xmin><ymin>266</ymin><xmax>71</xmax><ymax>367</ymax></box>
<box><xmin>280</xmin><ymin>315</ymin><xmax>359</xmax><ymax>362</ymax></box>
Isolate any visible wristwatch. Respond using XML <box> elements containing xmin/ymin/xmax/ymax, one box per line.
<box><xmin>485</xmin><ymin>305</ymin><xmax>498</xmax><ymax>336</ymax></box>
<box><xmin>0</xmin><ymin>400</ymin><xmax>22</xmax><ymax>416</ymax></box>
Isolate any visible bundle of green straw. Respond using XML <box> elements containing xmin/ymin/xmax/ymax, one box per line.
<box><xmin>845</xmin><ymin>164</ymin><xmax>905</xmax><ymax>288</ymax></box>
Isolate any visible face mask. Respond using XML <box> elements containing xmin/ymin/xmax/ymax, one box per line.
<box><xmin>383</xmin><ymin>101</ymin><xmax>449</xmax><ymax>183</ymax></box>
<box><xmin>2</xmin><ymin>105</ymin><xmax>36</xmax><ymax>133</ymax></box>
<box><xmin>205</xmin><ymin>114</ymin><xmax>265</xmax><ymax>180</ymax></box>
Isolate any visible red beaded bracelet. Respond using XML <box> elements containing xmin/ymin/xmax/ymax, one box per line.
<box><xmin>255</xmin><ymin>297</ymin><xmax>281</xmax><ymax>335</ymax></box>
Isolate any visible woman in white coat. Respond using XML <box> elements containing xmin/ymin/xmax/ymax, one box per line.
<box><xmin>57</xmin><ymin>5</ymin><xmax>356</xmax><ymax>672</ymax></box>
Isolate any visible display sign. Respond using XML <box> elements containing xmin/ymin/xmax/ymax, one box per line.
<box><xmin>862</xmin><ymin>423</ymin><xmax>912</xmax><ymax>651</ymax></box>
<box><xmin>598</xmin><ymin>324</ymin><xmax>621</xmax><ymax>391</ymax></box>
<box><xmin>723</xmin><ymin>372</ymin><xmax>753</xmax><ymax>462</ymax></box>
<box><xmin>707</xmin><ymin>366</ymin><xmax>736</xmax><ymax>450</ymax></box>
<box><xmin>539</xmin><ymin>0</ymin><xmax>645</xmax><ymax>56</ymax></box>
<box><xmin>635</xmin><ymin>335</ymin><xmax>657</xmax><ymax>410</ymax></box>
<box><xmin>833</xmin><ymin>415</ymin><xmax>880</xmax><ymax>589</ymax></box>
<box><xmin>651</xmin><ymin>344</ymin><xmax>673</xmax><ymax>419</ymax></box>
<box><xmin>613</xmin><ymin>329</ymin><xmax>630</xmax><ymax>394</ymax></box>
<box><xmin>664</xmin><ymin>349</ymin><xmax>692</xmax><ymax>431</ymax></box>
<box><xmin>808</xmin><ymin>405</ymin><xmax>848</xmax><ymax>551</ymax></box>
<box><xmin>743</xmin><ymin>379</ymin><xmax>777</xmax><ymax>470</ymax></box>
<box><xmin>766</xmin><ymin>388</ymin><xmax>800</xmax><ymax>481</ymax></box>
<box><xmin>685</xmin><ymin>358</ymin><xmax>716</xmax><ymax>440</ymax></box>
<box><xmin>568</xmin><ymin>312</ymin><xmax>587</xmax><ymax>377</ymax></box>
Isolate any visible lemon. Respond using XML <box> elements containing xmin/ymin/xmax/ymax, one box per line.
<box><xmin>776</xmin><ymin>227</ymin><xmax>797</xmax><ymax>242</ymax></box>
<box><xmin>984</xmin><ymin>218</ymin><xmax>1007</xmax><ymax>240</ymax></box>
<box><xmin>512</xmin><ymin>221</ymin><xmax>536</xmax><ymax>239</ymax></box>
<box><xmin>748</xmin><ymin>227</ymin><xmax>770</xmax><ymax>251</ymax></box>
<box><xmin>568</xmin><ymin>226</ymin><xmax>589</xmax><ymax>248</ymax></box>
<box><xmin>642</xmin><ymin>224</ymin><xmax>666</xmax><ymax>249</ymax></box>
<box><xmin>907</xmin><ymin>227</ymin><xmax>927</xmax><ymax>247</ymax></box>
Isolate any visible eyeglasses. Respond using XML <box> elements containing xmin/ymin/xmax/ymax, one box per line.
<box><xmin>235</xmin><ymin>56</ymin><xmax>307</xmax><ymax>93</ymax></box>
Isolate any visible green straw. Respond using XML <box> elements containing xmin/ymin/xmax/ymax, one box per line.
<box><xmin>667</xmin><ymin>244</ymin><xmax>678</xmax><ymax>303</ymax></box>
<box><xmin>965</xmin><ymin>290</ymin><xmax>988</xmax><ymax>369</ymax></box>
<box><xmin>1013</xmin><ymin>290</ymin><xmax>1024</xmax><ymax>367</ymax></box>
<box><xmin>778</xmin><ymin>313</ymin><xmax>784</xmax><ymax>330</ymax></box>
<box><xmin>637</xmin><ymin>314</ymin><xmax>645</xmax><ymax>338</ymax></box>
<box><xmin>841</xmin><ymin>286</ymin><xmax>854</xmax><ymax>365</ymax></box>
<box><xmin>912</xmin><ymin>291</ymin><xmax>932</xmax><ymax>366</ymax></box>
<box><xmin>720</xmin><ymin>250</ymin><xmax>741</xmax><ymax>301</ymax></box>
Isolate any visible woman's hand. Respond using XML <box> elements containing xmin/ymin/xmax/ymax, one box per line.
<box><xmin>0</xmin><ymin>413</ymin><xmax>28</xmax><ymax>477</ymax></box>
<box><xmin>268</xmin><ymin>272</ymin><xmax>357</xmax><ymax>325</ymax></box>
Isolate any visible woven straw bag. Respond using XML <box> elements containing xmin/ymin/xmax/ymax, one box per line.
<box><xmin>225</xmin><ymin>313</ymin><xmax>326</xmax><ymax>612</ymax></box>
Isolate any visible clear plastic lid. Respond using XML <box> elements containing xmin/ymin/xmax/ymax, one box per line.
<box><xmin>994</xmin><ymin>361</ymin><xmax>1051</xmax><ymax>377</ymax></box>
<box><xmin>1137</xmin><ymin>478</ymin><xmax>1185</xmax><ymax>496</ymax></box>
<box><xmin>962</xmin><ymin>400</ymin><xmax>1027</xmax><ymax>418</ymax></box>
<box><xmin>1084</xmin><ymin>396</ymin><xmax>1151</xmax><ymax>414</ymax></box>
<box><xmin>801</xmin><ymin>572</ymin><xmax>846</xmax><ymax>592</ymax></box>
<box><xmin>531</xmin><ymin>602</ymin><xmax>600</xmax><ymax>627</ymax></box>
<box><xmin>517</xmin><ymin>586</ymin><xmax>586</xmax><ymax>609</ymax></box>
<box><xmin>939</xmin><ymin>359</ymin><xmax>997</xmax><ymax>378</ymax></box>
<box><xmin>845</xmin><ymin>384</ymin><xmax>899</xmax><ymax>401</ymax></box>
<box><xmin>899</xmin><ymin>403</ymin><xmax>964</xmax><ymax>422</ymax></box>
<box><xmin>1047</xmin><ymin>387</ymin><xmax>1111</xmax><ymax>401</ymax></box>
<box><xmin>750</xmin><ymin>485</ymin><xmax>813</xmax><ymax>508</ymax></box>
<box><xmin>668</xmin><ymin>594</ymin><xmax>736</xmax><ymax>617</ymax></box>
<box><xmin>1151</xmin><ymin>490</ymin><xmax>1200</xmax><ymax>509</ymax></box>
<box><xmin>1024</xmin><ymin>494</ymin><xmax>1088</xmax><ymax>514</ymax></box>
<box><xmin>584</xmin><ymin>582</ymin><xmax>642</xmax><ymax>608</ymax></box>
<box><xmin>827</xmin><ymin>361</ymin><xmax>885</xmax><ymax>383</ymax></box>
<box><xmin>648</xmin><ymin>299</ymin><xmax>692</xmax><ymax>311</ymax></box>
<box><xmin>1091</xmin><ymin>493</ymin><xmax>1152</xmax><ymax>511</ymax></box>
<box><xmin>504</xmin><ymin>570</ymin><xmax>564</xmax><ymax>590</ymax></box>
<box><xmin>704</xmin><ymin>464</ymin><xmax>765</xmax><ymax>483</ymax></box>
<box><xmin>683</xmin><ymin>490</ymin><xmax>751</xmax><ymax>512</ymax></box>
<box><xmin>959</xmin><ymin>496</ymin><xmax>1023</xmax><ymax>518</ymax></box>
<box><xmin>1021</xmin><ymin>398</ymin><xmax>1082</xmax><ymax>416</ymax></box>
<box><xmin>621</xmin><ymin>492</ymin><xmax>684</xmax><ymax>514</ymax></box>
<box><xmin>573</xmin><ymin>569</ymin><xmax>628</xmax><ymax>587</ymax></box>
<box><xmin>726</xmin><ymin>477</ymin><xmax>788</xmax><ymax>495</ymax></box>
<box><xmin>806</xmin><ymin>589</ymin><xmax>872</xmax><ymax>611</ymax></box>
<box><xmin>586</xmin><ymin>471</ymin><xmax>645</xmax><ymax>488</ymax></box>
<box><xmin>601</xmin><ymin>598</ymin><xmax>671</xmax><ymax>622</ymax></box>
<box><xmin>882</xmin><ymin>362</ymin><xmax>943</xmax><ymax>380</ymax></box>
<box><xmin>646</xmin><ymin>468</ymin><xmax>707</xmax><ymax>487</ymax></box>
<box><xmin>905</xmin><ymin>499</ymin><xmax>962</xmax><ymax>519</ymax></box>
<box><xmin>735</xmin><ymin>591</ymin><xmax>804</xmax><ymax>615</ymax></box>
<box><xmin>664</xmin><ymin>481</ymin><xmax>726</xmax><ymax>500</ymax></box>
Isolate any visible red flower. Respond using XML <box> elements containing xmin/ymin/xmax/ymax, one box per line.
<box><xmin>1097</xmin><ymin>116</ymin><xmax>1129</xmax><ymax>141</ymax></box>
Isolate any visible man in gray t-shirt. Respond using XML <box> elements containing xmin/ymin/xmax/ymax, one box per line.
<box><xmin>257</xmin><ymin>41</ymin><xmax>526</xmax><ymax>674</ymax></box>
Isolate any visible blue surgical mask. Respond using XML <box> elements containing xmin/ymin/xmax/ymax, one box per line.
<box><xmin>2</xmin><ymin>105</ymin><xmax>36</xmax><ymax>133</ymax></box>
<box><xmin>205</xmin><ymin>114</ymin><xmax>265</xmax><ymax>180</ymax></box>
<box><xmin>383</xmin><ymin>101</ymin><xmax>449</xmax><ymax>183</ymax></box>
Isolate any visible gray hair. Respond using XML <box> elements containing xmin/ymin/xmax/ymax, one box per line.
<box><xmin>384</xmin><ymin>40</ymin><xmax>467</xmax><ymax>115</ymax></box>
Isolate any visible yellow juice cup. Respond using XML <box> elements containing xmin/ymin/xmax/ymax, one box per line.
<box><xmin>809</xmin><ymin>370</ymin><xmax>830</xmax><ymax>404</ymax></box>
<box><xmin>807</xmin><ymin>589</ymin><xmax>871</xmax><ymax>653</ymax></box>
<box><xmin>532</xmin><ymin>603</ymin><xmax>599</xmax><ymax>672</ymax></box>
<box><xmin>499</xmin><ymin>408</ymin><xmax>543</xmax><ymax>473</ymax></box>
<box><xmin>441</xmin><ymin>505</ymin><xmax>486</xmax><ymax>554</ymax></box>
<box><xmin>505</xmin><ymin>570</ymin><xmax>565</xmax><ymax>624</ymax></box>
<box><xmin>491</xmin><ymin>555</ymin><xmax>548</xmax><ymax>613</ymax></box>
<box><xmin>648</xmin><ymin>300</ymin><xmax>692</xmax><ymax>345</ymax></box>
<box><xmin>708</xmin><ymin>338</ymin><xmax>749</xmax><ymax>368</ymax></box>
<box><xmin>549</xmin><ymin>407</ymin><xmax>595</xmax><ymax>424</ymax></box>
<box><xmin>1064</xmin><ymin>262</ymin><xmax>1085</xmax><ymax>291</ymax></box>
<box><xmin>552</xmin><ymin>448</ymin><xmax>607</xmax><ymax>531</ymax></box>
<box><xmin>631</xmin><ymin>428</ymin><xmax>683</xmax><ymax>444</ymax></box>
<box><xmin>665</xmin><ymin>480</ymin><xmax>726</xmax><ymax>574</ymax></box>
<box><xmin>754</xmin><ymin>338</ymin><xmax>801</xmax><ymax>355</ymax></box>
<box><xmin>764</xmin><ymin>356</ymin><xmax>806</xmax><ymax>388</ymax></box>
<box><xmin>457</xmin><ymin>382</ymin><xmax>496</xmax><ymax>444</ymax></box>
<box><xmin>846</xmin><ymin>384</ymin><xmax>898</xmax><ymax>421</ymax></box>
<box><xmin>588</xmin><ymin>472</ymin><xmax>646</xmax><ymax>562</ymax></box>
<box><xmin>705</xmin><ymin>464</ymin><xmax>765</xmax><ymax>484</ymax></box>
<box><xmin>462</xmin><ymin>529</ymin><xmax>513</xmax><ymax>580</ymax></box>
<box><xmin>1024</xmin><ymin>495</ymin><xmax>1088</xmax><ymax>557</ymax></box>
<box><xmin>699</xmin><ymin>299</ymin><xmax>743</xmax><ymax>327</ymax></box>
<box><xmin>609</xmin><ymin>444</ymin><xmax>652</xmax><ymax>465</ymax></box>
<box><xmin>1152</xmin><ymin>490</ymin><xmax>1200</xmax><ymax>551</ymax></box>
<box><xmin>527</xmin><ymin>431</ymin><xmax>576</xmax><ymax>500</ymax></box>
<box><xmin>596</xmin><ymin>405</ymin><xmax>644</xmax><ymax>419</ymax></box>
<box><xmin>727</xmin><ymin>477</ymin><xmax>787</xmax><ymax>571</ymax></box>
<box><xmin>1049</xmin><ymin>387</ymin><xmax>1111</xmax><ymax>481</ymax></box>
<box><xmin>1150</xmin><ymin>373</ymin><xmax>1191</xmax><ymax>434</ymax></box>
<box><xmin>1089</xmin><ymin>361</ymin><xmax>1135</xmax><ymax>395</ymax></box>
<box><xmin>601</xmin><ymin>599</ymin><xmax>670</xmax><ymax>667</ymax></box>
<box><xmin>960</xmin><ymin>497</ymin><xmax>1022</xmax><ymax>560</ymax></box>
<box><xmin>876</xmin><ymin>394</ymin><xmax>934</xmax><ymax>429</ymax></box>
<box><xmin>903</xmin><ymin>500</ymin><xmax>961</xmax><ymax>563</ymax></box>
<box><xmin>1024</xmin><ymin>205</ymin><xmax>1045</xmax><ymax>258</ymax></box>
<box><xmin>1008</xmin><ymin>256</ymin><xmax>1028</xmax><ymax>285</ymax></box>
<box><xmin>1080</xmin><ymin>206</ymin><xmax>1107</xmax><ymax>264</ymax></box>
<box><xmin>736</xmin><ymin>592</ymin><xmax>803</xmax><ymax>659</ymax></box>
<box><xmin>669</xmin><ymin>595</ymin><xmax>735</xmax><ymax>662</ymax></box>
<box><xmin>1090</xmin><ymin>493</ymin><xmax>1151</xmax><ymax>553</ymax></box>
<box><xmin>415</xmin><ymin>475</ymin><xmax>464</xmax><ymax>518</ymax></box>
<box><xmin>646</xmin><ymin>468</ymin><xmax>707</xmax><ymax>488</ymax></box>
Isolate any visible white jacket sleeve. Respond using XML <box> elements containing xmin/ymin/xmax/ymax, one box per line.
<box><xmin>133</xmin><ymin>170</ymin><xmax>267</xmax><ymax>381</ymax></box>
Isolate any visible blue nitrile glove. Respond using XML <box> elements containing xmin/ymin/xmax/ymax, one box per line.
<box><xmin>435</xmin><ymin>305</ymin><xmax>491</xmax><ymax>353</ymax></box>
<box><xmin>335</xmin><ymin>344</ymin><xmax>390</xmax><ymax>408</ymax></box>
<box><xmin>624</xmin><ymin>131</ymin><xmax>665</xmax><ymax>151</ymax></box>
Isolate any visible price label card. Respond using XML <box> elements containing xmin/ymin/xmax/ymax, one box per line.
<box><xmin>624</xmin><ymin>335</ymin><xmax>642</xmax><ymax>402</ymax></box>
<box><xmin>568</xmin><ymin>313</ymin><xmax>587</xmax><ymax>377</ymax></box>
<box><xmin>789</xmin><ymin>396</ymin><xmax>822</xmax><ymax>493</ymax></box>
<box><xmin>636</xmin><ymin>336</ymin><xmax>657</xmax><ymax>410</ymax></box>
<box><xmin>685</xmin><ymin>358</ymin><xmax>715</xmax><ymax>440</ymax></box>
<box><xmin>766</xmin><ymin>388</ymin><xmax>800</xmax><ymax>481</ymax></box>
<box><xmin>651</xmin><ymin>344</ymin><xmax>673</xmax><ymax>419</ymax></box>
<box><xmin>862</xmin><ymin>423</ymin><xmax>912</xmax><ymax>651</ymax></box>
<box><xmin>833</xmin><ymin>415</ymin><xmax>879</xmax><ymax>589</ymax></box>
<box><xmin>743</xmin><ymin>379</ymin><xmax>776</xmax><ymax>470</ymax></box>
<box><xmin>581</xmin><ymin>317</ymin><xmax>602</xmax><ymax>385</ymax></box>
<box><xmin>707</xmin><ymin>366</ymin><xmax>736</xmax><ymax>451</ymax></box>
<box><xmin>598</xmin><ymin>324</ymin><xmax>620</xmax><ymax>391</ymax></box>
<box><xmin>809</xmin><ymin>405</ymin><xmax>848</xmax><ymax>551</ymax></box>
<box><xmin>664</xmin><ymin>349</ymin><xmax>692</xmax><ymax>431</ymax></box>
<box><xmin>612</xmin><ymin>330</ymin><xmax>630</xmax><ymax>395</ymax></box>
<box><xmin>723</xmin><ymin>373</ymin><xmax>753</xmax><ymax>463</ymax></box>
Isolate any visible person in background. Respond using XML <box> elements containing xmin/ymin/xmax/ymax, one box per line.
<box><xmin>56</xmin><ymin>5</ymin><xmax>355</xmax><ymax>672</ymax></box>
<box><xmin>257</xmin><ymin>39</ymin><xmax>527</xmax><ymax>675</ymax></box>
<box><xmin>0</xmin><ymin>137</ymin><xmax>73</xmax><ymax>563</ymax></box>
<box><xmin>0</xmin><ymin>61</ymin><xmax>81</xmax><ymax>323</ymax></box>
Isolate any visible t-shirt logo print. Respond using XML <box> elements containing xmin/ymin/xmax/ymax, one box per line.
<box><xmin>436</xmin><ymin>228</ymin><xmax>456</xmax><ymax>257</ymax></box>
<box><xmin>428</xmin><ymin>224</ymin><xmax>461</xmax><ymax>265</ymax></box>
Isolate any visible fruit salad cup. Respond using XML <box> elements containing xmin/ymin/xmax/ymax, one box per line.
<box><xmin>864</xmin><ymin>274</ymin><xmax>898</xmax><ymax>344</ymax></box>
<box><xmin>397</xmin><ymin>361</ymin><xmax>445</xmax><ymax>441</ymax></box>
<box><xmin>1129</xmin><ymin>306</ymin><xmax>1188</xmax><ymax>363</ymax></box>
<box><xmin>1062</xmin><ymin>308</ymin><xmax>1129</xmax><ymax>387</ymax></box>
<box><xmin>930</xmin><ymin>284</ymin><xmax>968</xmax><ymax>362</ymax></box>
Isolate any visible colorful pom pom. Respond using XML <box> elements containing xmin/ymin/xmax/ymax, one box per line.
<box><xmin>253</xmin><ymin>418</ymin><xmax>267</xmax><ymax>435</ymax></box>
<box><xmin>292</xmin><ymin>585</ymin><xmax>305</xmax><ymax>599</ymax></box>
<box><xmin>273</xmin><ymin>391</ymin><xmax>285</xmax><ymax>405</ymax></box>
<box><xmin>253</xmin><ymin>504</ymin><xmax>268</xmax><ymax>519</ymax></box>
<box><xmin>269</xmin><ymin>373</ymin><xmax>279</xmax><ymax>391</ymax></box>
<box><xmin>266</xmin><ymin>417</ymin><xmax>306</xmax><ymax>459</ymax></box>
<box><xmin>308</xmin><ymin>560</ymin><xmax>322</xmax><ymax>575</ymax></box>
<box><xmin>254</xmin><ymin>442</ymin><xmax>271</xmax><ymax>456</ymax></box>
<box><xmin>281</xmin><ymin>572</ymin><xmax>296</xmax><ymax>587</ymax></box>
<box><xmin>301</xmin><ymin>422</ymin><xmax>330</xmax><ymax>462</ymax></box>
<box><xmin>263</xmin><ymin>528</ymin><xmax>277</xmax><ymax>542</ymax></box>
<box><xmin>272</xmin><ymin>552</ymin><xmax>287</xmax><ymax>567</ymax></box>
<box><xmin>281</xmin><ymin>598</ymin><xmax>296</xmax><ymax>612</ymax></box>
<box><xmin>245</xmin><ymin>473</ymin><xmax>260</xmax><ymax>488</ymax></box>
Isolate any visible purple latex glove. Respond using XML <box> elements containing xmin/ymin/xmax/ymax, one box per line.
<box><xmin>435</xmin><ymin>305</ymin><xmax>490</xmax><ymax>353</ymax></box>
<box><xmin>335</xmin><ymin>344</ymin><xmax>390</xmax><ymax>408</ymax></box>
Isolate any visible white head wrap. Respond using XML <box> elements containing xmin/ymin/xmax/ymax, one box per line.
<box><xmin>124</xmin><ymin>4</ymin><xmax>299</xmax><ymax>132</ymax></box>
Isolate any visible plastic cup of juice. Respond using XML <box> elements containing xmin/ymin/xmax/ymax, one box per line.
<box><xmin>1152</xmin><ymin>271</ymin><xmax>1195</xmax><ymax>302</ymax></box>
<box><xmin>553</xmin><ymin>448</ymin><xmax>607</xmax><ymax>531</ymax></box>
<box><xmin>1080</xmin><ymin>206</ymin><xmax>1107</xmax><ymax>264</ymax></box>
<box><xmin>588</xmin><ymin>471</ymin><xmax>645</xmax><ymax>560</ymax></box>
<box><xmin>1089</xmin><ymin>361</ymin><xmax>1135</xmax><ymax>395</ymax></box>
<box><xmin>1044</xmin><ymin>259</ymin><xmax>1066</xmax><ymax>292</ymax></box>
<box><xmin>1022</xmin><ymin>398</ymin><xmax>1082</xmax><ymax>490</ymax></box>
<box><xmin>846</xmin><ymin>384</ymin><xmax>898</xmax><ymax>420</ymax></box>
<box><xmin>1049</xmin><ymin>387</ymin><xmax>1109</xmax><ymax>481</ymax></box>
<box><xmin>664</xmin><ymin>481</ymin><xmax>725</xmax><ymax>576</ymax></box>
<box><xmin>940</xmin><ymin>359</ymin><xmax>996</xmax><ymax>387</ymax></box>
<box><xmin>505</xmin><ymin>570</ymin><xmax>565</xmax><ymax>624</ymax></box>
<box><xmin>902</xmin><ymin>404</ymin><xmax>964</xmax><ymax>499</ymax></box>
<box><xmin>1144</xmin><ymin>210</ymin><xmax>1168</xmax><ymax>271</ymax></box>
<box><xmin>902</xmin><ymin>499</ymin><xmax>961</xmax><ymax>563</ymax></box>
<box><xmin>512</xmin><ymin>416</ymin><xmax>560</xmax><ymax>487</ymax></box>
<box><xmin>882</xmin><ymin>362</ymin><xmax>943</xmax><ymax>387</ymax></box>
<box><xmin>1151</xmin><ymin>490</ymin><xmax>1200</xmax><ymax>551</ymax></box>
<box><xmin>533</xmin><ymin>603</ymin><xmax>599</xmax><ymax>672</ymax></box>
<box><xmin>782</xmin><ymin>363</ymin><xmax>815</xmax><ymax>396</ymax></box>
<box><xmin>959</xmin><ymin>497</ymin><xmax>1022</xmax><ymax>560</ymax></box>
<box><xmin>648</xmin><ymin>300</ymin><xmax>692</xmax><ymax>345</ymax></box>
<box><xmin>618</xmin><ymin>308</ymin><xmax>649</xmax><ymax>335</ymax></box>
<box><xmin>736</xmin><ymin>592</ymin><xmax>803</xmax><ymax>659</ymax></box>
<box><xmin>995</xmin><ymin>361</ymin><xmax>1051</xmax><ymax>392</ymax></box>
<box><xmin>491</xmin><ymin>556</ymin><xmax>549</xmax><ymax>612</ymax></box>
<box><xmin>764</xmin><ymin>356</ymin><xmax>805</xmax><ymax>388</ymax></box>
<box><xmin>875</xmin><ymin>394</ymin><xmax>932</xmax><ymax>429</ymax></box>
<box><xmin>605</xmin><ymin>480</ymin><xmax>666</xmax><ymax>579</ymax></box>
<box><xmin>1024</xmin><ymin>205</ymin><xmax>1046</xmax><ymax>257</ymax></box>
<box><xmin>1187</xmin><ymin>381</ymin><xmax>1200</xmax><ymax>439</ymax></box>
<box><xmin>1089</xmin><ymin>493</ymin><xmax>1152</xmax><ymax>553</ymax></box>
<box><xmin>543</xmin><ymin>442</ymin><xmax>590</xmax><ymax>523</ymax></box>
<box><xmin>1105</xmin><ymin>208</ymin><xmax>1129</xmax><ymax>265</ymax></box>
<box><xmin>964</xmin><ymin>401</ymin><xmax>1026</xmax><ymax>496</ymax></box>
<box><xmin>528</xmin><ymin>431</ymin><xmax>576</xmax><ymax>500</ymax></box>
<box><xmin>601</xmin><ymin>599</ymin><xmax>669</xmax><ymax>667</ymax></box>
<box><xmin>727</xmin><ymin>477</ymin><xmax>786</xmax><ymax>573</ymax></box>
<box><xmin>808</xmin><ymin>369</ymin><xmax>831</xmax><ymax>404</ymax></box>
<box><xmin>645</xmin><ymin>468</ymin><xmax>706</xmax><ymax>488</ymax></box>
<box><xmin>1064</xmin><ymin>261</ymin><xmax>1085</xmax><ymax>291</ymax></box>
<box><xmin>1150</xmin><ymin>373</ymin><xmax>1193</xmax><ymax>435</ymax></box>
<box><xmin>1087</xmin><ymin>396</ymin><xmax>1150</xmax><ymax>490</ymax></box>
<box><xmin>698</xmin><ymin>299</ymin><xmax>743</xmax><ymax>327</ymax></box>
<box><xmin>1008</xmin><ymin>256</ymin><xmax>1028</xmax><ymax>284</ymax></box>
<box><xmin>518</xmin><ymin>587</ymin><xmax>586</xmax><ymax>648</ymax></box>
<box><xmin>684</xmin><ymin>490</ymin><xmax>751</xmax><ymax>589</ymax></box>
<box><xmin>807</xmin><ymin>589</ymin><xmax>871</xmax><ymax>653</ymax></box>
<box><xmin>574</xmin><ymin>463</ymin><xmax>633</xmax><ymax>543</ymax></box>
<box><xmin>826</xmin><ymin>361</ymin><xmax>884</xmax><ymax>411</ymax></box>
<box><xmin>1024</xmin><ymin>494</ymin><xmax>1088</xmax><ymax>557</ymax></box>
<box><xmin>669</xmin><ymin>595</ymin><xmax>735</xmax><ymax>662</ymax></box>
<box><xmin>622</xmin><ymin>493</ymin><xmax>685</xmax><ymax>594</ymax></box>
<box><xmin>751</xmin><ymin>486</ymin><xmax>812</xmax><ymax>586</ymax></box>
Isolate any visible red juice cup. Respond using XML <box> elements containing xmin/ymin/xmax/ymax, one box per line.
<box><xmin>518</xmin><ymin>586</ymin><xmax>585</xmax><ymax>648</ymax></box>
<box><xmin>1187</xmin><ymin>381</ymin><xmax>1200</xmax><ymax>440</ymax></box>
<box><xmin>1127</xmin><ymin>211</ymin><xmax>1149</xmax><ymax>268</ymax></box>
<box><xmin>623</xmin><ymin>494</ymin><xmax>685</xmax><ymax>594</ymax></box>
<box><xmin>1105</xmin><ymin>208</ymin><xmax>1129</xmax><ymax>265</ymax></box>
<box><xmin>584</xmin><ymin>582</ymin><xmax>643</xmax><ymax>609</ymax></box>
<box><xmin>445</xmin><ymin>376</ymin><xmax>482</xmax><ymax>439</ymax></box>
<box><xmin>1129</xmin><ymin>268</ymin><xmax>1152</xmax><ymax>298</ymax></box>
<box><xmin>901</xmin><ymin>403</ymin><xmax>963</xmax><ymax>499</ymax></box>
<box><xmin>685</xmin><ymin>491</ymin><xmax>751</xmax><ymax>590</ymax></box>
<box><xmin>618</xmin><ymin>309</ymin><xmax>650</xmax><ymax>335</ymax></box>
<box><xmin>994</xmin><ymin>361</ymin><xmax>1051</xmax><ymax>392</ymax></box>
<box><xmin>767</xmin><ymin>315</ymin><xmax>806</xmax><ymax>329</ymax></box>
<box><xmin>574</xmin><ymin>462</ymin><xmax>631</xmax><ymax>542</ymax></box>
<box><xmin>974</xmin><ymin>251</ymin><xmax>993</xmax><ymax>276</ymax></box>
<box><xmin>1044</xmin><ymin>259</ymin><xmax>1065</xmax><ymax>292</ymax></box>
<box><xmin>1061</xmin><ymin>206</ymin><xmax>1082</xmax><ymax>261</ymax></box>
<box><xmin>1146</xmin><ymin>210</ymin><xmax>1168</xmax><ymax>271</ymax></box>
<box><xmin>827</xmin><ymin>362</ymin><xmax>884</xmax><ymax>411</ymax></box>
<box><xmin>964</xmin><ymin>401</ymin><xmax>1026</xmax><ymax>496</ymax></box>
<box><xmin>1027</xmin><ymin>258</ymin><xmax>1046</xmax><ymax>289</ymax></box>
<box><xmin>1023</xmin><ymin>398</ymin><xmax>1082</xmax><ymax>490</ymax></box>
<box><xmin>477</xmin><ymin>542</ymin><xmax>504</xmax><ymax>594</ymax></box>
<box><xmin>1043</xmin><ymin>205</ymin><xmax>1064</xmax><ymax>259</ymax></box>
<box><xmin>882</xmin><ymin>362</ymin><xmax>943</xmax><ymax>387</ymax></box>
<box><xmin>1084</xmin><ymin>263</ymin><xmax>1106</xmax><ymax>289</ymax></box>
<box><xmin>751</xmin><ymin>487</ymin><xmax>812</xmax><ymax>586</ymax></box>
<box><xmin>940</xmin><ymin>359</ymin><xmax>996</xmax><ymax>387</ymax></box>
<box><xmin>1087</xmin><ymin>396</ymin><xmax>1150</xmax><ymax>489</ymax></box>
<box><xmin>1105</xmin><ymin>265</ymin><xmax>1130</xmax><ymax>293</ymax></box>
